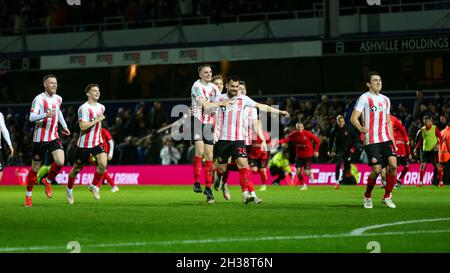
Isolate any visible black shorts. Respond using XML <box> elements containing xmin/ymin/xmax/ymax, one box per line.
<box><xmin>0</xmin><ymin>148</ymin><xmax>4</xmax><ymax>171</ymax></box>
<box><xmin>250</xmin><ymin>158</ymin><xmax>268</xmax><ymax>169</ymax></box>
<box><xmin>421</xmin><ymin>151</ymin><xmax>438</xmax><ymax>164</ymax></box>
<box><xmin>191</xmin><ymin>117</ymin><xmax>214</xmax><ymax>145</ymax></box>
<box><xmin>364</xmin><ymin>141</ymin><xmax>396</xmax><ymax>166</ymax></box>
<box><xmin>74</xmin><ymin>145</ymin><xmax>105</xmax><ymax>165</ymax></box>
<box><xmin>215</xmin><ymin>140</ymin><xmax>247</xmax><ymax>164</ymax></box>
<box><xmin>295</xmin><ymin>157</ymin><xmax>313</xmax><ymax>170</ymax></box>
<box><xmin>31</xmin><ymin>139</ymin><xmax>64</xmax><ymax>161</ymax></box>
<box><xmin>397</xmin><ymin>156</ymin><xmax>410</xmax><ymax>167</ymax></box>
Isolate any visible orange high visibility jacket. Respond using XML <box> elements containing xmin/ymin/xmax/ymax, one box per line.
<box><xmin>439</xmin><ymin>126</ymin><xmax>450</xmax><ymax>163</ymax></box>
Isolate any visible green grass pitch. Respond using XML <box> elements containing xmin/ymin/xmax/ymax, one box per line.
<box><xmin>0</xmin><ymin>185</ymin><xmax>449</xmax><ymax>253</ymax></box>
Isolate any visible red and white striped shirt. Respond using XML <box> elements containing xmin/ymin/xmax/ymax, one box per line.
<box><xmin>215</xmin><ymin>94</ymin><xmax>257</xmax><ymax>141</ymax></box>
<box><xmin>243</xmin><ymin>107</ymin><xmax>258</xmax><ymax>145</ymax></box>
<box><xmin>77</xmin><ymin>102</ymin><xmax>105</xmax><ymax>148</ymax></box>
<box><xmin>191</xmin><ymin>80</ymin><xmax>219</xmax><ymax>124</ymax></box>
<box><xmin>30</xmin><ymin>92</ymin><xmax>63</xmax><ymax>142</ymax></box>
<box><xmin>354</xmin><ymin>91</ymin><xmax>392</xmax><ymax>145</ymax></box>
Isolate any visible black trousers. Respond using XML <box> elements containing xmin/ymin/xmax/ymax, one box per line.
<box><xmin>269</xmin><ymin>166</ymin><xmax>286</xmax><ymax>185</ymax></box>
<box><xmin>443</xmin><ymin>161</ymin><xmax>450</xmax><ymax>185</ymax></box>
<box><xmin>335</xmin><ymin>151</ymin><xmax>352</xmax><ymax>181</ymax></box>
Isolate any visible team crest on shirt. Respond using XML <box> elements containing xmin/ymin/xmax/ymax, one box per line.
<box><xmin>370</xmin><ymin>106</ymin><xmax>377</xmax><ymax>112</ymax></box>
<box><xmin>90</xmin><ymin>117</ymin><xmax>96</xmax><ymax>122</ymax></box>
<box><xmin>45</xmin><ymin>108</ymin><xmax>51</xmax><ymax>113</ymax></box>
<box><xmin>371</xmin><ymin>157</ymin><xmax>378</xmax><ymax>164</ymax></box>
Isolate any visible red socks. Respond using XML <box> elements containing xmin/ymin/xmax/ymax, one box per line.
<box><xmin>68</xmin><ymin>175</ymin><xmax>76</xmax><ymax>189</ymax></box>
<box><xmin>91</xmin><ymin>171</ymin><xmax>104</xmax><ymax>187</ymax></box>
<box><xmin>239</xmin><ymin>168</ymin><xmax>249</xmax><ymax>192</ymax></box>
<box><xmin>26</xmin><ymin>169</ymin><xmax>37</xmax><ymax>192</ymax></box>
<box><xmin>47</xmin><ymin>162</ymin><xmax>62</xmax><ymax>182</ymax></box>
<box><xmin>204</xmin><ymin>160</ymin><xmax>213</xmax><ymax>188</ymax></box>
<box><xmin>364</xmin><ymin>176</ymin><xmax>377</xmax><ymax>198</ymax></box>
<box><xmin>193</xmin><ymin>156</ymin><xmax>203</xmax><ymax>183</ymax></box>
<box><xmin>103</xmin><ymin>171</ymin><xmax>115</xmax><ymax>187</ymax></box>
<box><xmin>419</xmin><ymin>170</ymin><xmax>425</xmax><ymax>183</ymax></box>
<box><xmin>247</xmin><ymin>167</ymin><xmax>255</xmax><ymax>192</ymax></box>
<box><xmin>399</xmin><ymin>166</ymin><xmax>409</xmax><ymax>180</ymax></box>
<box><xmin>383</xmin><ymin>173</ymin><xmax>396</xmax><ymax>199</ymax></box>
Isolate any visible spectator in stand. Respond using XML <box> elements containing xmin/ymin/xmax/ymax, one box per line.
<box><xmin>117</xmin><ymin>136</ymin><xmax>138</xmax><ymax>165</ymax></box>
<box><xmin>160</xmin><ymin>138</ymin><xmax>181</xmax><ymax>165</ymax></box>
<box><xmin>438</xmin><ymin>114</ymin><xmax>448</xmax><ymax>131</ymax></box>
<box><xmin>413</xmin><ymin>90</ymin><xmax>425</xmax><ymax>119</ymax></box>
<box><xmin>149</xmin><ymin>101</ymin><xmax>168</xmax><ymax>131</ymax></box>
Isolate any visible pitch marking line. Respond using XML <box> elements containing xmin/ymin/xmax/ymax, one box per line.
<box><xmin>1</xmin><ymin>218</ymin><xmax>450</xmax><ymax>252</ymax></box>
<box><xmin>350</xmin><ymin>217</ymin><xmax>450</xmax><ymax>235</ymax></box>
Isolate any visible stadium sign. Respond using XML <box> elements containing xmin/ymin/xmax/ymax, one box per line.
<box><xmin>324</xmin><ymin>35</ymin><xmax>449</xmax><ymax>55</ymax></box>
<box><xmin>0</xmin><ymin>164</ymin><xmax>437</xmax><ymax>186</ymax></box>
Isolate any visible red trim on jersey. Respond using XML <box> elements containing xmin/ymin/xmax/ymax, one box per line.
<box><xmin>383</xmin><ymin>97</ymin><xmax>390</xmax><ymax>142</ymax></box>
<box><xmin>93</xmin><ymin>121</ymin><xmax>101</xmax><ymax>146</ymax></box>
<box><xmin>377</xmin><ymin>100</ymin><xmax>384</xmax><ymax>142</ymax></box>
<box><xmin>367</xmin><ymin>97</ymin><xmax>375</xmax><ymax>144</ymax></box>
<box><xmin>51</xmin><ymin>103</ymin><xmax>58</xmax><ymax>140</ymax></box>
<box><xmin>84</xmin><ymin>108</ymin><xmax>94</xmax><ymax>148</ymax></box>
<box><xmin>40</xmin><ymin>98</ymin><xmax>49</xmax><ymax>141</ymax></box>
<box><xmin>202</xmin><ymin>88</ymin><xmax>208</xmax><ymax>124</ymax></box>
<box><xmin>226</xmin><ymin>104</ymin><xmax>233</xmax><ymax>140</ymax></box>
<box><xmin>235</xmin><ymin>99</ymin><xmax>243</xmax><ymax>140</ymax></box>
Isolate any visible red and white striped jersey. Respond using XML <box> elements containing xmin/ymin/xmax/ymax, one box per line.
<box><xmin>77</xmin><ymin>102</ymin><xmax>105</xmax><ymax>148</ymax></box>
<box><xmin>354</xmin><ymin>91</ymin><xmax>392</xmax><ymax>145</ymax></box>
<box><xmin>215</xmin><ymin>94</ymin><xmax>257</xmax><ymax>141</ymax></box>
<box><xmin>243</xmin><ymin>107</ymin><xmax>258</xmax><ymax>145</ymax></box>
<box><xmin>30</xmin><ymin>92</ymin><xmax>63</xmax><ymax>142</ymax></box>
<box><xmin>191</xmin><ymin>79</ymin><xmax>219</xmax><ymax>124</ymax></box>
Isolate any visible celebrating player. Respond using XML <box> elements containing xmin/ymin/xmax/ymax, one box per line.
<box><xmin>25</xmin><ymin>75</ymin><xmax>71</xmax><ymax>207</ymax></box>
<box><xmin>190</xmin><ymin>64</ymin><xmax>232</xmax><ymax>202</ymax></box>
<box><xmin>66</xmin><ymin>84</ymin><xmax>108</xmax><ymax>204</ymax></box>
<box><xmin>214</xmin><ymin>76</ymin><xmax>288</xmax><ymax>205</ymax></box>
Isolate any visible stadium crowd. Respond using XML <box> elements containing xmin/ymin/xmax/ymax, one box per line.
<box><xmin>0</xmin><ymin>0</ymin><xmax>327</xmax><ymax>34</ymax></box>
<box><xmin>2</xmin><ymin>0</ymin><xmax>428</xmax><ymax>34</ymax></box>
<box><xmin>1</xmin><ymin>89</ymin><xmax>449</xmax><ymax>167</ymax></box>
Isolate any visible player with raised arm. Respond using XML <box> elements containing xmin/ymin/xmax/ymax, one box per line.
<box><xmin>214</xmin><ymin>76</ymin><xmax>288</xmax><ymax>205</ymax></box>
<box><xmin>190</xmin><ymin>64</ymin><xmax>232</xmax><ymax>203</ymax></box>
<box><xmin>25</xmin><ymin>75</ymin><xmax>71</xmax><ymax>207</ymax></box>
<box><xmin>351</xmin><ymin>71</ymin><xmax>398</xmax><ymax>209</ymax></box>
<box><xmin>239</xmin><ymin>81</ymin><xmax>270</xmax><ymax>192</ymax></box>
